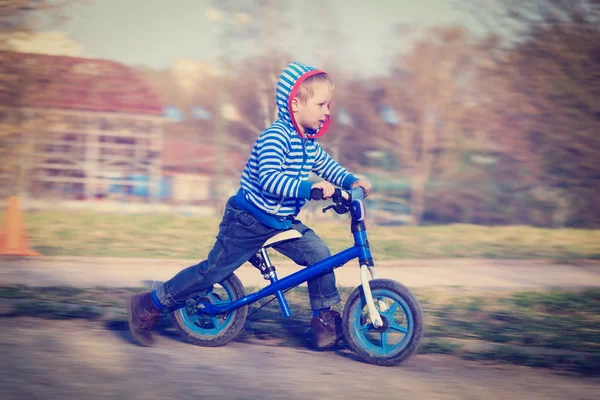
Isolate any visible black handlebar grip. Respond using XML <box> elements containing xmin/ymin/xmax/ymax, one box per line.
<box><xmin>310</xmin><ymin>187</ymin><xmax>324</xmax><ymax>200</ymax></box>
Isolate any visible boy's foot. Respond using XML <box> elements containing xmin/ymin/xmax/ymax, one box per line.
<box><xmin>126</xmin><ymin>292</ymin><xmax>161</xmax><ymax>347</ymax></box>
<box><xmin>311</xmin><ymin>310</ymin><xmax>344</xmax><ymax>349</ymax></box>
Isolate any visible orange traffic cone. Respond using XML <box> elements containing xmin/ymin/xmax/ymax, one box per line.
<box><xmin>0</xmin><ymin>196</ymin><xmax>40</xmax><ymax>256</ymax></box>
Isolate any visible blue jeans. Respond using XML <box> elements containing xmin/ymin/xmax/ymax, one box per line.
<box><xmin>155</xmin><ymin>196</ymin><xmax>341</xmax><ymax>310</ymax></box>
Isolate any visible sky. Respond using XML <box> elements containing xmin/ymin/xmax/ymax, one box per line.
<box><xmin>39</xmin><ymin>0</ymin><xmax>489</xmax><ymax>77</ymax></box>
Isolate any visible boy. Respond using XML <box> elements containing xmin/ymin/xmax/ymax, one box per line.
<box><xmin>127</xmin><ymin>62</ymin><xmax>372</xmax><ymax>349</ymax></box>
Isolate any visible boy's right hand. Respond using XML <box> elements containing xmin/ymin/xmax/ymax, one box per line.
<box><xmin>311</xmin><ymin>181</ymin><xmax>335</xmax><ymax>199</ymax></box>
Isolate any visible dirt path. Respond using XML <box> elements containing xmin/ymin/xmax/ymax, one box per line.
<box><xmin>0</xmin><ymin>318</ymin><xmax>597</xmax><ymax>400</ymax></box>
<box><xmin>1</xmin><ymin>256</ymin><xmax>599</xmax><ymax>290</ymax></box>
<box><xmin>1</xmin><ymin>257</ymin><xmax>599</xmax><ymax>399</ymax></box>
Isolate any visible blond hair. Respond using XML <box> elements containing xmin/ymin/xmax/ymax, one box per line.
<box><xmin>296</xmin><ymin>73</ymin><xmax>334</xmax><ymax>104</ymax></box>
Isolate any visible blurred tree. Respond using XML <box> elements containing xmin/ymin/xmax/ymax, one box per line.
<box><xmin>215</xmin><ymin>0</ymin><xmax>292</xmax><ymax>153</ymax></box>
<box><xmin>228</xmin><ymin>52</ymin><xmax>291</xmax><ymax>147</ymax></box>
<box><xmin>330</xmin><ymin>77</ymin><xmax>391</xmax><ymax>169</ymax></box>
<box><xmin>1</xmin><ymin>0</ymin><xmax>77</xmax><ymax>108</ymax></box>
<box><xmin>1</xmin><ymin>1</ymin><xmax>72</xmax><ymax>32</ymax></box>
<box><xmin>378</xmin><ymin>26</ymin><xmax>499</xmax><ymax>224</ymax></box>
<box><xmin>475</xmin><ymin>0</ymin><xmax>600</xmax><ymax>226</ymax></box>
<box><xmin>1</xmin><ymin>1</ymin><xmax>80</xmax><ymax>197</ymax></box>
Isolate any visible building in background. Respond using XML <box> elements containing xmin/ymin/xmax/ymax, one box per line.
<box><xmin>161</xmin><ymin>140</ymin><xmax>246</xmax><ymax>205</ymax></box>
<box><xmin>0</xmin><ymin>52</ymin><xmax>165</xmax><ymax>202</ymax></box>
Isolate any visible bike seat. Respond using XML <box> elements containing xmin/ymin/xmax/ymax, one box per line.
<box><xmin>261</xmin><ymin>229</ymin><xmax>302</xmax><ymax>249</ymax></box>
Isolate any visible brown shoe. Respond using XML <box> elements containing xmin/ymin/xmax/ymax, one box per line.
<box><xmin>126</xmin><ymin>292</ymin><xmax>161</xmax><ymax>347</ymax></box>
<box><xmin>311</xmin><ymin>310</ymin><xmax>344</xmax><ymax>349</ymax></box>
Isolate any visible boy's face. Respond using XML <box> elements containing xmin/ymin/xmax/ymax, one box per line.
<box><xmin>292</xmin><ymin>82</ymin><xmax>332</xmax><ymax>134</ymax></box>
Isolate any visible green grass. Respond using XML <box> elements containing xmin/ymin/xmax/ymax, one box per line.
<box><xmin>2</xmin><ymin>284</ymin><xmax>599</xmax><ymax>374</ymax></box>
<box><xmin>23</xmin><ymin>210</ymin><xmax>600</xmax><ymax>259</ymax></box>
<box><xmin>417</xmin><ymin>339</ymin><xmax>462</xmax><ymax>355</ymax></box>
<box><xmin>422</xmin><ymin>288</ymin><xmax>600</xmax><ymax>354</ymax></box>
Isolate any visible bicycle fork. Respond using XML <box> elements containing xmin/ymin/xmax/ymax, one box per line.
<box><xmin>360</xmin><ymin>264</ymin><xmax>385</xmax><ymax>328</ymax></box>
<box><xmin>354</xmin><ymin>227</ymin><xmax>385</xmax><ymax>328</ymax></box>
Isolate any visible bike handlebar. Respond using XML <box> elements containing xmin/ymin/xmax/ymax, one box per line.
<box><xmin>310</xmin><ymin>187</ymin><xmax>365</xmax><ymax>202</ymax></box>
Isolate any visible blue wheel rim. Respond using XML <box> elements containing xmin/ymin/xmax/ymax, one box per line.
<box><xmin>350</xmin><ymin>289</ymin><xmax>414</xmax><ymax>357</ymax></box>
<box><xmin>176</xmin><ymin>282</ymin><xmax>236</xmax><ymax>336</ymax></box>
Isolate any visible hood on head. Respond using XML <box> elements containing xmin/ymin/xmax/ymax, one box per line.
<box><xmin>275</xmin><ymin>62</ymin><xmax>331</xmax><ymax>139</ymax></box>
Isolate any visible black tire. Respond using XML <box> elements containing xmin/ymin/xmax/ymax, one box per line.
<box><xmin>170</xmin><ymin>273</ymin><xmax>248</xmax><ymax>347</ymax></box>
<box><xmin>342</xmin><ymin>279</ymin><xmax>423</xmax><ymax>366</ymax></box>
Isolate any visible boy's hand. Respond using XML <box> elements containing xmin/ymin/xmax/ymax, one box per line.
<box><xmin>311</xmin><ymin>181</ymin><xmax>336</xmax><ymax>199</ymax></box>
<box><xmin>352</xmin><ymin>179</ymin><xmax>372</xmax><ymax>197</ymax></box>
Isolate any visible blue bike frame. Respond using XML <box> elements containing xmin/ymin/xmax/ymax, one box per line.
<box><xmin>200</xmin><ymin>192</ymin><xmax>372</xmax><ymax>317</ymax></box>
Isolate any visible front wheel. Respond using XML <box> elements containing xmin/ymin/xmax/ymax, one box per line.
<box><xmin>342</xmin><ymin>279</ymin><xmax>423</xmax><ymax>366</ymax></box>
<box><xmin>170</xmin><ymin>273</ymin><xmax>248</xmax><ymax>347</ymax></box>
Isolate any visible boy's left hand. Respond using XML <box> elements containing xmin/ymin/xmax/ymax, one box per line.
<box><xmin>352</xmin><ymin>179</ymin><xmax>372</xmax><ymax>197</ymax></box>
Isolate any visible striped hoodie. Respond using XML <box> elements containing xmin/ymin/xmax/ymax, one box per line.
<box><xmin>235</xmin><ymin>62</ymin><xmax>358</xmax><ymax>229</ymax></box>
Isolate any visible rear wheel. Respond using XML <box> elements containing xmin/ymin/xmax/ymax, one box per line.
<box><xmin>170</xmin><ymin>273</ymin><xmax>247</xmax><ymax>347</ymax></box>
<box><xmin>342</xmin><ymin>279</ymin><xmax>423</xmax><ymax>366</ymax></box>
